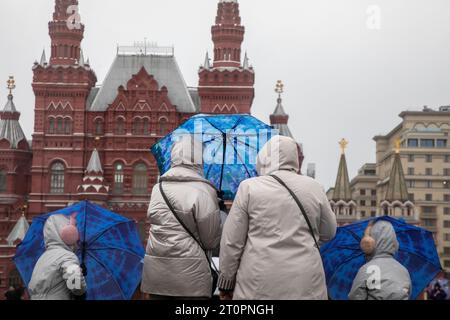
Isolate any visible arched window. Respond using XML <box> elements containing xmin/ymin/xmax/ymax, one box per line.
<box><xmin>64</xmin><ymin>118</ymin><xmax>72</xmax><ymax>135</ymax></box>
<box><xmin>0</xmin><ymin>169</ymin><xmax>6</xmax><ymax>192</ymax></box>
<box><xmin>406</xmin><ymin>206</ymin><xmax>412</xmax><ymax>217</ymax></box>
<box><xmin>50</xmin><ymin>162</ymin><xmax>65</xmax><ymax>194</ymax></box>
<box><xmin>132</xmin><ymin>119</ymin><xmax>141</xmax><ymax>135</ymax></box>
<box><xmin>113</xmin><ymin>163</ymin><xmax>124</xmax><ymax>194</ymax></box>
<box><xmin>159</xmin><ymin>118</ymin><xmax>168</xmax><ymax>136</ymax></box>
<box><xmin>115</xmin><ymin>118</ymin><xmax>125</xmax><ymax>135</ymax></box>
<box><xmin>49</xmin><ymin>118</ymin><xmax>55</xmax><ymax>134</ymax></box>
<box><xmin>95</xmin><ymin>119</ymin><xmax>103</xmax><ymax>135</ymax></box>
<box><xmin>56</xmin><ymin>118</ymin><xmax>63</xmax><ymax>134</ymax></box>
<box><xmin>142</xmin><ymin>118</ymin><xmax>150</xmax><ymax>136</ymax></box>
<box><xmin>133</xmin><ymin>163</ymin><xmax>148</xmax><ymax>194</ymax></box>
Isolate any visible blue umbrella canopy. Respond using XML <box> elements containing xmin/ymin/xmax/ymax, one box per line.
<box><xmin>320</xmin><ymin>216</ymin><xmax>442</xmax><ymax>300</ymax></box>
<box><xmin>151</xmin><ymin>114</ymin><xmax>277</xmax><ymax>200</ymax></box>
<box><xmin>14</xmin><ymin>201</ymin><xmax>145</xmax><ymax>300</ymax></box>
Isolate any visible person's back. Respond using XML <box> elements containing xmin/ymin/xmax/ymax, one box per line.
<box><xmin>219</xmin><ymin>135</ymin><xmax>337</xmax><ymax>300</ymax></box>
<box><xmin>28</xmin><ymin>215</ymin><xmax>86</xmax><ymax>300</ymax></box>
<box><xmin>141</xmin><ymin>135</ymin><xmax>222</xmax><ymax>299</ymax></box>
<box><xmin>349</xmin><ymin>221</ymin><xmax>411</xmax><ymax>300</ymax></box>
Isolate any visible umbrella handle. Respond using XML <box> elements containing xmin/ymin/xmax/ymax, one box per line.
<box><xmin>217</xmin><ymin>190</ymin><xmax>227</xmax><ymax>212</ymax></box>
<box><xmin>81</xmin><ymin>262</ymin><xmax>87</xmax><ymax>277</ymax></box>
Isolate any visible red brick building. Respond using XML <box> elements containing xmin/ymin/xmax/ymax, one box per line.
<box><xmin>0</xmin><ymin>0</ymin><xmax>299</xmax><ymax>298</ymax></box>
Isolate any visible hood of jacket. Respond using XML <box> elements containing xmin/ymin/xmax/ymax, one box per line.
<box><xmin>370</xmin><ymin>220</ymin><xmax>399</xmax><ymax>258</ymax></box>
<box><xmin>44</xmin><ymin>214</ymin><xmax>73</xmax><ymax>251</ymax></box>
<box><xmin>163</xmin><ymin>134</ymin><xmax>205</xmax><ymax>180</ymax></box>
<box><xmin>256</xmin><ymin>135</ymin><xmax>300</xmax><ymax>176</ymax></box>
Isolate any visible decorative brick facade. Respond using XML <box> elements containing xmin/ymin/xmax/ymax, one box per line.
<box><xmin>0</xmin><ymin>0</ymin><xmax>258</xmax><ymax>299</ymax></box>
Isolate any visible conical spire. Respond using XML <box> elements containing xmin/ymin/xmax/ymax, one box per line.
<box><xmin>6</xmin><ymin>215</ymin><xmax>30</xmax><ymax>246</ymax></box>
<box><xmin>3</xmin><ymin>93</ymin><xmax>17</xmax><ymax>113</ymax></box>
<box><xmin>0</xmin><ymin>77</ymin><xmax>28</xmax><ymax>150</ymax></box>
<box><xmin>332</xmin><ymin>139</ymin><xmax>352</xmax><ymax>201</ymax></box>
<box><xmin>40</xmin><ymin>49</ymin><xmax>47</xmax><ymax>66</ymax></box>
<box><xmin>78</xmin><ymin>48</ymin><xmax>85</xmax><ymax>66</ymax></box>
<box><xmin>384</xmin><ymin>141</ymin><xmax>409</xmax><ymax>202</ymax></box>
<box><xmin>203</xmin><ymin>52</ymin><xmax>211</xmax><ymax>70</ymax></box>
<box><xmin>77</xmin><ymin>148</ymin><xmax>109</xmax><ymax>201</ymax></box>
<box><xmin>243</xmin><ymin>52</ymin><xmax>250</xmax><ymax>70</ymax></box>
<box><xmin>86</xmin><ymin>148</ymin><xmax>103</xmax><ymax>173</ymax></box>
<box><xmin>273</xmin><ymin>96</ymin><xmax>288</xmax><ymax>116</ymax></box>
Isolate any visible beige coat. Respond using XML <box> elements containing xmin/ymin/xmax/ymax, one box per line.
<box><xmin>141</xmin><ymin>135</ymin><xmax>222</xmax><ymax>298</ymax></box>
<box><xmin>219</xmin><ymin>135</ymin><xmax>337</xmax><ymax>300</ymax></box>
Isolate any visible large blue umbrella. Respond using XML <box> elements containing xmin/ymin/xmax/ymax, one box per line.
<box><xmin>151</xmin><ymin>114</ymin><xmax>277</xmax><ymax>200</ymax></box>
<box><xmin>320</xmin><ymin>216</ymin><xmax>442</xmax><ymax>300</ymax></box>
<box><xmin>14</xmin><ymin>201</ymin><xmax>145</xmax><ymax>300</ymax></box>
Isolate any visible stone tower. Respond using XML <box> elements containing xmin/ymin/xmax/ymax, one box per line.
<box><xmin>29</xmin><ymin>0</ymin><xmax>97</xmax><ymax>217</ymax></box>
<box><xmin>198</xmin><ymin>0</ymin><xmax>255</xmax><ymax>114</ymax></box>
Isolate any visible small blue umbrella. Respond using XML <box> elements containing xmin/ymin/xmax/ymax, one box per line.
<box><xmin>320</xmin><ymin>216</ymin><xmax>442</xmax><ymax>300</ymax></box>
<box><xmin>151</xmin><ymin>114</ymin><xmax>277</xmax><ymax>200</ymax></box>
<box><xmin>14</xmin><ymin>201</ymin><xmax>145</xmax><ymax>300</ymax></box>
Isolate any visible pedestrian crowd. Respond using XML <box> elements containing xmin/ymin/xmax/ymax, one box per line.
<box><xmin>27</xmin><ymin>135</ymin><xmax>416</xmax><ymax>300</ymax></box>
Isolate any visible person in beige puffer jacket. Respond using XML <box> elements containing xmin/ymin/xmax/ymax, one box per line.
<box><xmin>141</xmin><ymin>135</ymin><xmax>222</xmax><ymax>299</ymax></box>
<box><xmin>219</xmin><ymin>135</ymin><xmax>337</xmax><ymax>300</ymax></box>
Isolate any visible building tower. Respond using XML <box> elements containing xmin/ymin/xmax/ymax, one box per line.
<box><xmin>269</xmin><ymin>80</ymin><xmax>305</xmax><ymax>170</ymax></box>
<box><xmin>198</xmin><ymin>0</ymin><xmax>255</xmax><ymax>114</ymax></box>
<box><xmin>379</xmin><ymin>139</ymin><xmax>417</xmax><ymax>223</ymax></box>
<box><xmin>49</xmin><ymin>0</ymin><xmax>84</xmax><ymax>65</ymax></box>
<box><xmin>0</xmin><ymin>78</ymin><xmax>32</xmax><ymax>298</ymax></box>
<box><xmin>270</xmin><ymin>80</ymin><xmax>293</xmax><ymax>138</ymax></box>
<box><xmin>330</xmin><ymin>139</ymin><xmax>358</xmax><ymax>225</ymax></box>
<box><xmin>29</xmin><ymin>0</ymin><xmax>97</xmax><ymax>217</ymax></box>
<box><xmin>0</xmin><ymin>77</ymin><xmax>32</xmax><ymax>232</ymax></box>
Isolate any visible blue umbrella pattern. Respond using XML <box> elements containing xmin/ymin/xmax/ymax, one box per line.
<box><xmin>151</xmin><ymin>114</ymin><xmax>277</xmax><ymax>200</ymax></box>
<box><xmin>14</xmin><ymin>201</ymin><xmax>145</xmax><ymax>300</ymax></box>
<box><xmin>320</xmin><ymin>216</ymin><xmax>442</xmax><ymax>300</ymax></box>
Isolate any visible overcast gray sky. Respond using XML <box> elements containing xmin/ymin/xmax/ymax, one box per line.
<box><xmin>1</xmin><ymin>0</ymin><xmax>450</xmax><ymax>190</ymax></box>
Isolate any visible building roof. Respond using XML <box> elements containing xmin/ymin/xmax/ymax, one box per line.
<box><xmin>384</xmin><ymin>152</ymin><xmax>409</xmax><ymax>202</ymax></box>
<box><xmin>86</xmin><ymin>149</ymin><xmax>103</xmax><ymax>173</ymax></box>
<box><xmin>89</xmin><ymin>54</ymin><xmax>196</xmax><ymax>113</ymax></box>
<box><xmin>6</xmin><ymin>215</ymin><xmax>29</xmax><ymax>246</ymax></box>
<box><xmin>3</xmin><ymin>94</ymin><xmax>17</xmax><ymax>113</ymax></box>
<box><xmin>270</xmin><ymin>96</ymin><xmax>293</xmax><ymax>138</ymax></box>
<box><xmin>188</xmin><ymin>87</ymin><xmax>201</xmax><ymax>112</ymax></box>
<box><xmin>0</xmin><ymin>94</ymin><xmax>28</xmax><ymax>149</ymax></box>
<box><xmin>333</xmin><ymin>153</ymin><xmax>352</xmax><ymax>201</ymax></box>
<box><xmin>273</xmin><ymin>97</ymin><xmax>288</xmax><ymax>116</ymax></box>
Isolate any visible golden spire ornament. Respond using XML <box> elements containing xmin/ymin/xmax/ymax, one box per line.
<box><xmin>394</xmin><ymin>138</ymin><xmax>401</xmax><ymax>154</ymax></box>
<box><xmin>339</xmin><ymin>138</ymin><xmax>349</xmax><ymax>155</ymax></box>
<box><xmin>275</xmin><ymin>80</ymin><xmax>284</xmax><ymax>98</ymax></box>
<box><xmin>7</xmin><ymin>76</ymin><xmax>16</xmax><ymax>95</ymax></box>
